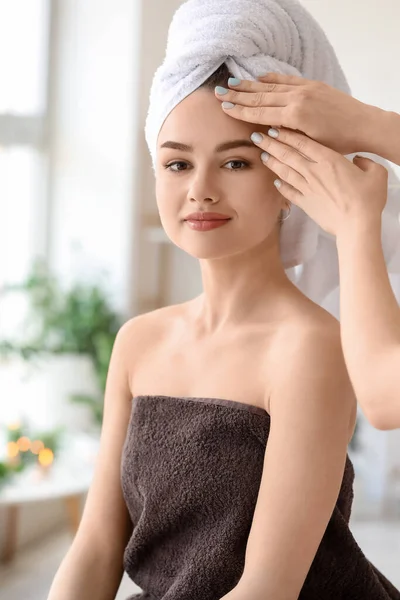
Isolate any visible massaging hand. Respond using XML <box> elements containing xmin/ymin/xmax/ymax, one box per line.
<box><xmin>215</xmin><ymin>72</ymin><xmax>377</xmax><ymax>156</ymax></box>
<box><xmin>250</xmin><ymin>126</ymin><xmax>389</xmax><ymax>237</ymax></box>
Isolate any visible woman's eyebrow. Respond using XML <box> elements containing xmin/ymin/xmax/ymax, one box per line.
<box><xmin>159</xmin><ymin>139</ymin><xmax>256</xmax><ymax>152</ymax></box>
<box><xmin>216</xmin><ymin>140</ymin><xmax>256</xmax><ymax>152</ymax></box>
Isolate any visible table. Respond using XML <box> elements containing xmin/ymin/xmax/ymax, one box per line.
<box><xmin>0</xmin><ymin>434</ymin><xmax>98</xmax><ymax>564</ymax></box>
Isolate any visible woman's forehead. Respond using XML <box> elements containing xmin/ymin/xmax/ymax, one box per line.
<box><xmin>158</xmin><ymin>89</ymin><xmax>267</xmax><ymax>147</ymax></box>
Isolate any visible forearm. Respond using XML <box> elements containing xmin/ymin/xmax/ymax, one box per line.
<box><xmin>47</xmin><ymin>540</ymin><xmax>124</xmax><ymax>600</ymax></box>
<box><xmin>363</xmin><ymin>105</ymin><xmax>400</xmax><ymax>166</ymax></box>
<box><xmin>336</xmin><ymin>219</ymin><xmax>400</xmax><ymax>429</ymax></box>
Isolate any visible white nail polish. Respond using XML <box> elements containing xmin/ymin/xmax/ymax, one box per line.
<box><xmin>251</xmin><ymin>132</ymin><xmax>264</xmax><ymax>144</ymax></box>
<box><xmin>222</xmin><ymin>102</ymin><xmax>235</xmax><ymax>109</ymax></box>
<box><xmin>268</xmin><ymin>128</ymin><xmax>279</xmax><ymax>138</ymax></box>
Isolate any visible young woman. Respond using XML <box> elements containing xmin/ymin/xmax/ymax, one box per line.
<box><xmin>215</xmin><ymin>72</ymin><xmax>400</xmax><ymax>431</ymax></box>
<box><xmin>47</xmin><ymin>61</ymin><xmax>400</xmax><ymax>600</ymax></box>
<box><xmin>47</xmin><ymin>1</ymin><xmax>400</xmax><ymax>599</ymax></box>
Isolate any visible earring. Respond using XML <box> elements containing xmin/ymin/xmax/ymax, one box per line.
<box><xmin>279</xmin><ymin>203</ymin><xmax>292</xmax><ymax>223</ymax></box>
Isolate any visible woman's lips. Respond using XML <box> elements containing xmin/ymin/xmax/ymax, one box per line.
<box><xmin>185</xmin><ymin>219</ymin><xmax>231</xmax><ymax>231</ymax></box>
<box><xmin>184</xmin><ymin>212</ymin><xmax>232</xmax><ymax>232</ymax></box>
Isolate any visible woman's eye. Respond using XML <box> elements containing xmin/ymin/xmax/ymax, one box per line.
<box><xmin>225</xmin><ymin>160</ymin><xmax>249</xmax><ymax>170</ymax></box>
<box><xmin>165</xmin><ymin>161</ymin><xmax>189</xmax><ymax>172</ymax></box>
<box><xmin>164</xmin><ymin>160</ymin><xmax>249</xmax><ymax>172</ymax></box>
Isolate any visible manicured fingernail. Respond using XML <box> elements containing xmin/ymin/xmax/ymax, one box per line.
<box><xmin>261</xmin><ymin>152</ymin><xmax>270</xmax><ymax>162</ymax></box>
<box><xmin>222</xmin><ymin>102</ymin><xmax>235</xmax><ymax>109</ymax></box>
<box><xmin>268</xmin><ymin>128</ymin><xmax>279</xmax><ymax>138</ymax></box>
<box><xmin>274</xmin><ymin>179</ymin><xmax>282</xmax><ymax>188</ymax></box>
<box><xmin>215</xmin><ymin>86</ymin><xmax>229</xmax><ymax>95</ymax></box>
<box><xmin>251</xmin><ymin>132</ymin><xmax>264</xmax><ymax>143</ymax></box>
<box><xmin>228</xmin><ymin>77</ymin><xmax>241</xmax><ymax>86</ymax></box>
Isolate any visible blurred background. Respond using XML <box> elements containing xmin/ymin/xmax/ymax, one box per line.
<box><xmin>0</xmin><ymin>1</ymin><xmax>399</xmax><ymax>599</ymax></box>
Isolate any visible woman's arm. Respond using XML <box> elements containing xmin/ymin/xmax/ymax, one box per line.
<box><xmin>47</xmin><ymin>319</ymin><xmax>136</xmax><ymax>600</ymax></box>
<box><xmin>228</xmin><ymin>320</ymin><xmax>355</xmax><ymax>600</ymax></box>
<box><xmin>336</xmin><ymin>219</ymin><xmax>400</xmax><ymax>430</ymax></box>
<box><xmin>247</xmin><ymin>126</ymin><xmax>400</xmax><ymax>431</ymax></box>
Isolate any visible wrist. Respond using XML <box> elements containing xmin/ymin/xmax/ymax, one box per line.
<box><xmin>358</xmin><ymin>103</ymin><xmax>395</xmax><ymax>158</ymax></box>
<box><xmin>336</xmin><ymin>215</ymin><xmax>382</xmax><ymax>253</ymax></box>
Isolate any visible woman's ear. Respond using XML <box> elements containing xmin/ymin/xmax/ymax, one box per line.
<box><xmin>279</xmin><ymin>202</ymin><xmax>292</xmax><ymax>224</ymax></box>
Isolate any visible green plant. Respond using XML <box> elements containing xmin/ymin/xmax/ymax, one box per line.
<box><xmin>0</xmin><ymin>460</ymin><xmax>24</xmax><ymax>488</ymax></box>
<box><xmin>0</xmin><ymin>259</ymin><xmax>123</xmax><ymax>425</ymax></box>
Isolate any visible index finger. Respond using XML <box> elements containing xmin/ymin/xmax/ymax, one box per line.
<box><xmin>258</xmin><ymin>72</ymin><xmax>311</xmax><ymax>86</ymax></box>
<box><xmin>268</xmin><ymin>127</ymin><xmax>334</xmax><ymax>163</ymax></box>
<box><xmin>226</xmin><ymin>78</ymin><xmax>295</xmax><ymax>94</ymax></box>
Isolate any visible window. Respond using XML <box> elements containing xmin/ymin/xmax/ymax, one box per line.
<box><xmin>0</xmin><ymin>0</ymin><xmax>51</xmax><ymax>289</ymax></box>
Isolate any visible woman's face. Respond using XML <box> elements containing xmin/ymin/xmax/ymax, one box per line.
<box><xmin>155</xmin><ymin>88</ymin><xmax>285</xmax><ymax>260</ymax></box>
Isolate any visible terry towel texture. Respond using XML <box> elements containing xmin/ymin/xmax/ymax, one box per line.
<box><xmin>121</xmin><ymin>395</ymin><xmax>400</xmax><ymax>600</ymax></box>
<box><xmin>144</xmin><ymin>0</ymin><xmax>400</xmax><ymax>307</ymax></box>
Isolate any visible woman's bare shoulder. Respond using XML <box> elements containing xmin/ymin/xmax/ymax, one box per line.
<box><xmin>268</xmin><ymin>296</ymin><xmax>342</xmax><ymax>374</ymax></box>
<box><xmin>119</xmin><ymin>300</ymin><xmax>194</xmax><ymax>351</ymax></box>
<box><xmin>283</xmin><ymin>294</ymin><xmax>340</xmax><ymax>338</ymax></box>
<box><xmin>268</xmin><ymin>299</ymin><xmax>356</xmax><ymax>438</ymax></box>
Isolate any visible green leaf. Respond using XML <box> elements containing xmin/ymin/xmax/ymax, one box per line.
<box><xmin>0</xmin><ymin>259</ymin><xmax>122</xmax><ymax>427</ymax></box>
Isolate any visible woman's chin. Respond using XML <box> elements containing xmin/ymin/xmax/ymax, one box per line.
<box><xmin>164</xmin><ymin>227</ymin><xmax>272</xmax><ymax>260</ymax></box>
<box><xmin>168</xmin><ymin>237</ymin><xmax>246</xmax><ymax>260</ymax></box>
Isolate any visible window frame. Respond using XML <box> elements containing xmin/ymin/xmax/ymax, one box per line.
<box><xmin>0</xmin><ymin>0</ymin><xmax>56</xmax><ymax>271</ymax></box>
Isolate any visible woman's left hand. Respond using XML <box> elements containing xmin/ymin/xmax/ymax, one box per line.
<box><xmin>249</xmin><ymin>127</ymin><xmax>389</xmax><ymax>237</ymax></box>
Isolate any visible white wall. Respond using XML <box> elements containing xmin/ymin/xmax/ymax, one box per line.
<box><xmin>48</xmin><ymin>0</ymin><xmax>142</xmax><ymax>316</ymax></box>
<box><xmin>47</xmin><ymin>0</ymin><xmax>186</xmax><ymax>315</ymax></box>
<box><xmin>302</xmin><ymin>1</ymin><xmax>400</xmax><ymax>113</ymax></box>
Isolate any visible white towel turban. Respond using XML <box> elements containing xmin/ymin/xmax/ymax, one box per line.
<box><xmin>145</xmin><ymin>0</ymin><xmax>400</xmax><ymax>308</ymax></box>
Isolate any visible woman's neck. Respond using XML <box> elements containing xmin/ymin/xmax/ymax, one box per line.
<box><xmin>195</xmin><ymin>239</ymin><xmax>295</xmax><ymax>333</ymax></box>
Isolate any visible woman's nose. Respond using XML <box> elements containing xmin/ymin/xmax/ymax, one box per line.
<box><xmin>187</xmin><ymin>172</ymin><xmax>220</xmax><ymax>205</ymax></box>
<box><xmin>191</xmin><ymin>195</ymin><xmax>218</xmax><ymax>205</ymax></box>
